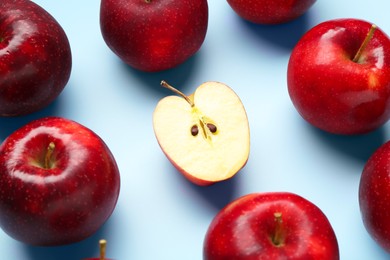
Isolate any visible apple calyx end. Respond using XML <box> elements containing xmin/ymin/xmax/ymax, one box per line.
<box><xmin>99</xmin><ymin>239</ymin><xmax>107</xmax><ymax>260</ymax></box>
<box><xmin>271</xmin><ymin>212</ymin><xmax>285</xmax><ymax>247</ymax></box>
<box><xmin>352</xmin><ymin>24</ymin><xmax>377</xmax><ymax>63</ymax></box>
<box><xmin>160</xmin><ymin>80</ymin><xmax>194</xmax><ymax>107</ymax></box>
<box><xmin>44</xmin><ymin>142</ymin><xmax>56</xmax><ymax>169</ymax></box>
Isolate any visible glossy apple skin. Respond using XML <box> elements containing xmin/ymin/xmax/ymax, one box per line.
<box><xmin>226</xmin><ymin>0</ymin><xmax>316</xmax><ymax>24</ymax></box>
<box><xmin>359</xmin><ymin>141</ymin><xmax>390</xmax><ymax>252</ymax></box>
<box><xmin>100</xmin><ymin>0</ymin><xmax>208</xmax><ymax>72</ymax></box>
<box><xmin>204</xmin><ymin>192</ymin><xmax>339</xmax><ymax>260</ymax></box>
<box><xmin>0</xmin><ymin>0</ymin><xmax>72</xmax><ymax>116</ymax></box>
<box><xmin>0</xmin><ymin>117</ymin><xmax>120</xmax><ymax>246</ymax></box>
<box><xmin>288</xmin><ymin>19</ymin><xmax>390</xmax><ymax>135</ymax></box>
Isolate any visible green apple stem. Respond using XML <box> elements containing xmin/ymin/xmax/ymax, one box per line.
<box><xmin>99</xmin><ymin>239</ymin><xmax>107</xmax><ymax>260</ymax></box>
<box><xmin>352</xmin><ymin>24</ymin><xmax>377</xmax><ymax>63</ymax></box>
<box><xmin>160</xmin><ymin>80</ymin><xmax>194</xmax><ymax>107</ymax></box>
<box><xmin>272</xmin><ymin>212</ymin><xmax>285</xmax><ymax>247</ymax></box>
<box><xmin>44</xmin><ymin>142</ymin><xmax>55</xmax><ymax>169</ymax></box>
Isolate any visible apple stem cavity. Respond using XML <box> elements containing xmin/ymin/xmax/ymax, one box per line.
<box><xmin>44</xmin><ymin>142</ymin><xmax>56</xmax><ymax>169</ymax></box>
<box><xmin>160</xmin><ymin>80</ymin><xmax>194</xmax><ymax>107</ymax></box>
<box><xmin>353</xmin><ymin>24</ymin><xmax>377</xmax><ymax>63</ymax></box>
<box><xmin>272</xmin><ymin>212</ymin><xmax>285</xmax><ymax>247</ymax></box>
<box><xmin>145</xmin><ymin>0</ymin><xmax>152</xmax><ymax>3</ymax></box>
<box><xmin>99</xmin><ymin>239</ymin><xmax>107</xmax><ymax>260</ymax></box>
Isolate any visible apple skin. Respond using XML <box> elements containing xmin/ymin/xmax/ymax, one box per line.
<box><xmin>288</xmin><ymin>19</ymin><xmax>390</xmax><ymax>135</ymax></box>
<box><xmin>0</xmin><ymin>0</ymin><xmax>72</xmax><ymax>116</ymax></box>
<box><xmin>0</xmin><ymin>117</ymin><xmax>120</xmax><ymax>246</ymax></box>
<box><xmin>204</xmin><ymin>192</ymin><xmax>339</xmax><ymax>260</ymax></box>
<box><xmin>359</xmin><ymin>140</ymin><xmax>390</xmax><ymax>252</ymax></box>
<box><xmin>226</xmin><ymin>0</ymin><xmax>316</xmax><ymax>24</ymax></box>
<box><xmin>100</xmin><ymin>0</ymin><xmax>208</xmax><ymax>72</ymax></box>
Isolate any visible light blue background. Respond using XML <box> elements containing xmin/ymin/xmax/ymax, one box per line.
<box><xmin>1</xmin><ymin>0</ymin><xmax>390</xmax><ymax>259</ymax></box>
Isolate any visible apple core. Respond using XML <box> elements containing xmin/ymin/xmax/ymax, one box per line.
<box><xmin>161</xmin><ymin>81</ymin><xmax>219</xmax><ymax>142</ymax></box>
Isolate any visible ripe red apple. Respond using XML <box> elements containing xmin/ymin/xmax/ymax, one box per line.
<box><xmin>0</xmin><ymin>0</ymin><xmax>72</xmax><ymax>116</ymax></box>
<box><xmin>226</xmin><ymin>0</ymin><xmax>316</xmax><ymax>24</ymax></box>
<box><xmin>0</xmin><ymin>117</ymin><xmax>120</xmax><ymax>246</ymax></box>
<box><xmin>288</xmin><ymin>19</ymin><xmax>390</xmax><ymax>135</ymax></box>
<box><xmin>100</xmin><ymin>0</ymin><xmax>208</xmax><ymax>72</ymax></box>
<box><xmin>359</xmin><ymin>140</ymin><xmax>390</xmax><ymax>252</ymax></box>
<box><xmin>204</xmin><ymin>192</ymin><xmax>339</xmax><ymax>260</ymax></box>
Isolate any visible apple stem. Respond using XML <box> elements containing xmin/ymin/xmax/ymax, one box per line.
<box><xmin>44</xmin><ymin>142</ymin><xmax>55</xmax><ymax>169</ymax></box>
<box><xmin>352</xmin><ymin>24</ymin><xmax>377</xmax><ymax>63</ymax></box>
<box><xmin>99</xmin><ymin>239</ymin><xmax>107</xmax><ymax>260</ymax></box>
<box><xmin>160</xmin><ymin>80</ymin><xmax>194</xmax><ymax>107</ymax></box>
<box><xmin>272</xmin><ymin>212</ymin><xmax>285</xmax><ymax>247</ymax></box>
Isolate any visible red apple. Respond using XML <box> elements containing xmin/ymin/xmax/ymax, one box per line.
<box><xmin>287</xmin><ymin>19</ymin><xmax>390</xmax><ymax>135</ymax></box>
<box><xmin>204</xmin><ymin>192</ymin><xmax>339</xmax><ymax>260</ymax></box>
<box><xmin>359</xmin><ymin>140</ymin><xmax>390</xmax><ymax>252</ymax></box>
<box><xmin>0</xmin><ymin>0</ymin><xmax>72</xmax><ymax>116</ymax></box>
<box><xmin>99</xmin><ymin>0</ymin><xmax>208</xmax><ymax>72</ymax></box>
<box><xmin>226</xmin><ymin>0</ymin><xmax>316</xmax><ymax>24</ymax></box>
<box><xmin>0</xmin><ymin>117</ymin><xmax>120</xmax><ymax>246</ymax></box>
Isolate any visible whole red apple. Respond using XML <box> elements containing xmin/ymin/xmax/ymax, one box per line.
<box><xmin>99</xmin><ymin>0</ymin><xmax>208</xmax><ymax>72</ymax></box>
<box><xmin>359</xmin><ymin>140</ymin><xmax>390</xmax><ymax>252</ymax></box>
<box><xmin>226</xmin><ymin>0</ymin><xmax>316</xmax><ymax>24</ymax></box>
<box><xmin>204</xmin><ymin>192</ymin><xmax>339</xmax><ymax>260</ymax></box>
<box><xmin>0</xmin><ymin>0</ymin><xmax>72</xmax><ymax>116</ymax></box>
<box><xmin>0</xmin><ymin>117</ymin><xmax>120</xmax><ymax>246</ymax></box>
<box><xmin>288</xmin><ymin>19</ymin><xmax>390</xmax><ymax>135</ymax></box>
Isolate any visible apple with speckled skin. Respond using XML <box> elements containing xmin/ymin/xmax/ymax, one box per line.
<box><xmin>0</xmin><ymin>0</ymin><xmax>72</xmax><ymax>116</ymax></box>
<box><xmin>288</xmin><ymin>19</ymin><xmax>390</xmax><ymax>135</ymax></box>
<box><xmin>100</xmin><ymin>0</ymin><xmax>208</xmax><ymax>72</ymax></box>
<box><xmin>204</xmin><ymin>192</ymin><xmax>339</xmax><ymax>260</ymax></box>
<box><xmin>0</xmin><ymin>117</ymin><xmax>120</xmax><ymax>246</ymax></box>
<box><xmin>359</xmin><ymin>141</ymin><xmax>390</xmax><ymax>253</ymax></box>
<box><xmin>226</xmin><ymin>0</ymin><xmax>316</xmax><ymax>24</ymax></box>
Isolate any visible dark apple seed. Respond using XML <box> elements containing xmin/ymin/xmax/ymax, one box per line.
<box><xmin>207</xmin><ymin>123</ymin><xmax>217</xmax><ymax>133</ymax></box>
<box><xmin>191</xmin><ymin>125</ymin><xmax>199</xmax><ymax>136</ymax></box>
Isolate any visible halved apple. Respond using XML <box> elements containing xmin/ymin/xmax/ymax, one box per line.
<box><xmin>153</xmin><ymin>81</ymin><xmax>250</xmax><ymax>186</ymax></box>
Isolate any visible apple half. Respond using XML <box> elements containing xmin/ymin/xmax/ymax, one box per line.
<box><xmin>153</xmin><ymin>81</ymin><xmax>250</xmax><ymax>185</ymax></box>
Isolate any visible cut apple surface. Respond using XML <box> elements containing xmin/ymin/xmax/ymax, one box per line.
<box><xmin>153</xmin><ymin>81</ymin><xmax>250</xmax><ymax>185</ymax></box>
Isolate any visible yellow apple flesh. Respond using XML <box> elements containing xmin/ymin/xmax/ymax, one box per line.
<box><xmin>153</xmin><ymin>81</ymin><xmax>250</xmax><ymax>185</ymax></box>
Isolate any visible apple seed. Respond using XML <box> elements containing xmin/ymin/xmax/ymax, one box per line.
<box><xmin>191</xmin><ymin>125</ymin><xmax>199</xmax><ymax>136</ymax></box>
<box><xmin>207</xmin><ymin>123</ymin><xmax>217</xmax><ymax>133</ymax></box>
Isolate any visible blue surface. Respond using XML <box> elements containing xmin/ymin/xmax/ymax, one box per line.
<box><xmin>1</xmin><ymin>0</ymin><xmax>390</xmax><ymax>259</ymax></box>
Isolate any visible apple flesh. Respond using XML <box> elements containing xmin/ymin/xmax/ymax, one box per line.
<box><xmin>359</xmin><ymin>140</ymin><xmax>390</xmax><ymax>252</ymax></box>
<box><xmin>0</xmin><ymin>117</ymin><xmax>120</xmax><ymax>246</ymax></box>
<box><xmin>226</xmin><ymin>0</ymin><xmax>316</xmax><ymax>24</ymax></box>
<box><xmin>0</xmin><ymin>0</ymin><xmax>72</xmax><ymax>116</ymax></box>
<box><xmin>204</xmin><ymin>192</ymin><xmax>339</xmax><ymax>259</ymax></box>
<box><xmin>100</xmin><ymin>0</ymin><xmax>208</xmax><ymax>72</ymax></box>
<box><xmin>153</xmin><ymin>81</ymin><xmax>250</xmax><ymax>186</ymax></box>
<box><xmin>288</xmin><ymin>19</ymin><xmax>390</xmax><ymax>135</ymax></box>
